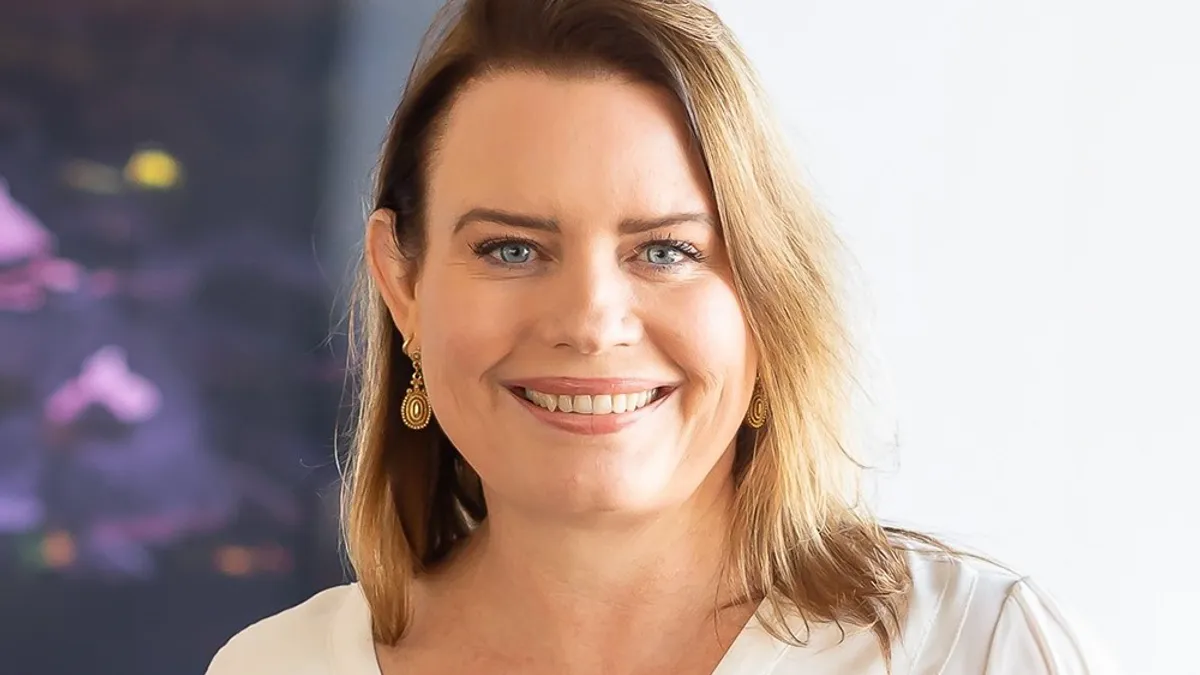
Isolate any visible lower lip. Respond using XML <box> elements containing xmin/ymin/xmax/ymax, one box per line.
<box><xmin>510</xmin><ymin>389</ymin><xmax>670</xmax><ymax>435</ymax></box>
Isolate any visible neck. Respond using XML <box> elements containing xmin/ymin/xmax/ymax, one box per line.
<box><xmin>416</xmin><ymin>454</ymin><xmax>752</xmax><ymax>672</ymax></box>
<box><xmin>476</xmin><ymin>471</ymin><xmax>736</xmax><ymax>610</ymax></box>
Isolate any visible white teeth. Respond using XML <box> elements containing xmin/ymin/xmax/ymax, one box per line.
<box><xmin>593</xmin><ymin>395</ymin><xmax>612</xmax><ymax>414</ymax></box>
<box><xmin>523</xmin><ymin>388</ymin><xmax>659</xmax><ymax>415</ymax></box>
<box><xmin>573</xmin><ymin>395</ymin><xmax>592</xmax><ymax>413</ymax></box>
<box><xmin>612</xmin><ymin>394</ymin><xmax>627</xmax><ymax>414</ymax></box>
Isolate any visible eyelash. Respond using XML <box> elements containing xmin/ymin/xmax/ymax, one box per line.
<box><xmin>470</xmin><ymin>236</ymin><xmax>707</xmax><ymax>269</ymax></box>
<box><xmin>470</xmin><ymin>236</ymin><xmax>541</xmax><ymax>262</ymax></box>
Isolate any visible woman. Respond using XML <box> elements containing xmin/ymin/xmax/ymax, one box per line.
<box><xmin>208</xmin><ymin>0</ymin><xmax>1115</xmax><ymax>672</ymax></box>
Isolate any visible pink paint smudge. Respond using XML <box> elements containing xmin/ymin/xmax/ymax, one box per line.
<box><xmin>0</xmin><ymin>176</ymin><xmax>88</xmax><ymax>312</ymax></box>
<box><xmin>45</xmin><ymin>346</ymin><xmax>163</xmax><ymax>425</ymax></box>
<box><xmin>0</xmin><ymin>177</ymin><xmax>52</xmax><ymax>265</ymax></box>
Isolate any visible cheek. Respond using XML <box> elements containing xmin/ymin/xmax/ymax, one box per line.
<box><xmin>412</xmin><ymin>264</ymin><xmax>519</xmax><ymax>411</ymax></box>
<box><xmin>645</xmin><ymin>277</ymin><xmax>756</xmax><ymax>399</ymax></box>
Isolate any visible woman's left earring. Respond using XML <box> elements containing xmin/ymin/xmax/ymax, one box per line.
<box><xmin>746</xmin><ymin>379</ymin><xmax>768</xmax><ymax>430</ymax></box>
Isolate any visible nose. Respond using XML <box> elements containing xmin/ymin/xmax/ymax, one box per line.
<box><xmin>540</xmin><ymin>251</ymin><xmax>642</xmax><ymax>355</ymax></box>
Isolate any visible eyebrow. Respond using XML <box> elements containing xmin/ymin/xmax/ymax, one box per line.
<box><xmin>452</xmin><ymin>207</ymin><xmax>715</xmax><ymax>235</ymax></box>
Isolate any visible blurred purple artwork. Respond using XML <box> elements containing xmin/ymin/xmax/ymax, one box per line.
<box><xmin>0</xmin><ymin>0</ymin><xmax>344</xmax><ymax>586</ymax></box>
<box><xmin>0</xmin><ymin>174</ymin><xmax>241</xmax><ymax>576</ymax></box>
<box><xmin>0</xmin><ymin>3</ymin><xmax>344</xmax><ymax>672</ymax></box>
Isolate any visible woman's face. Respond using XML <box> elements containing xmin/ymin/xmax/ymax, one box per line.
<box><xmin>370</xmin><ymin>71</ymin><xmax>757</xmax><ymax>518</ymax></box>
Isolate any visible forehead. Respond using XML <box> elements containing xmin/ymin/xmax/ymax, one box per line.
<box><xmin>426</xmin><ymin>70</ymin><xmax>713</xmax><ymax>222</ymax></box>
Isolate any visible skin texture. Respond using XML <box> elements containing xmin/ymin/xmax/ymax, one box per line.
<box><xmin>367</xmin><ymin>71</ymin><xmax>760</xmax><ymax>675</ymax></box>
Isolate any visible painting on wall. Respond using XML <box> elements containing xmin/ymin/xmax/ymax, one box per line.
<box><xmin>0</xmin><ymin>2</ymin><xmax>347</xmax><ymax>672</ymax></box>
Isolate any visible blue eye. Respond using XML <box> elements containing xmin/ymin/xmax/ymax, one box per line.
<box><xmin>470</xmin><ymin>237</ymin><xmax>542</xmax><ymax>267</ymax></box>
<box><xmin>643</xmin><ymin>243</ymin><xmax>687</xmax><ymax>266</ymax></box>
<box><xmin>493</xmin><ymin>243</ymin><xmax>533</xmax><ymax>264</ymax></box>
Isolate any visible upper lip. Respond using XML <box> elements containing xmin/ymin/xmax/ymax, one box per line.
<box><xmin>503</xmin><ymin>377</ymin><xmax>678</xmax><ymax>396</ymax></box>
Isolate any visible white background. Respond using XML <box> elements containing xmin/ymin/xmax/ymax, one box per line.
<box><xmin>713</xmin><ymin>1</ymin><xmax>1200</xmax><ymax>672</ymax></box>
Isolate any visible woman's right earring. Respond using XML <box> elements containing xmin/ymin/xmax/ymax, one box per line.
<box><xmin>746</xmin><ymin>380</ymin><xmax>768</xmax><ymax>429</ymax></box>
<box><xmin>401</xmin><ymin>348</ymin><xmax>432</xmax><ymax>430</ymax></box>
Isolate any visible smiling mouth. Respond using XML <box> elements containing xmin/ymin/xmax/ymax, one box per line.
<box><xmin>514</xmin><ymin>387</ymin><xmax>671</xmax><ymax>415</ymax></box>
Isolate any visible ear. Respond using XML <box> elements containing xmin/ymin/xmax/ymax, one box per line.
<box><xmin>365</xmin><ymin>209</ymin><xmax>420</xmax><ymax>347</ymax></box>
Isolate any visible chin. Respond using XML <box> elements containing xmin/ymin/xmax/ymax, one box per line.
<box><xmin>505</xmin><ymin>457</ymin><xmax>693</xmax><ymax>519</ymax></box>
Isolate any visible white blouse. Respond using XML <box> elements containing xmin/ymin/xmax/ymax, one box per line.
<box><xmin>206</xmin><ymin>549</ymin><xmax>1120</xmax><ymax>674</ymax></box>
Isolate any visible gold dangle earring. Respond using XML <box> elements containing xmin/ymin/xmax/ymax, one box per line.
<box><xmin>401</xmin><ymin>337</ymin><xmax>432</xmax><ymax>430</ymax></box>
<box><xmin>746</xmin><ymin>378</ymin><xmax>768</xmax><ymax>430</ymax></box>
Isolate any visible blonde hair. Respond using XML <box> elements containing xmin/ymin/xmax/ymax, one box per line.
<box><xmin>344</xmin><ymin>0</ymin><xmax>939</xmax><ymax>664</ymax></box>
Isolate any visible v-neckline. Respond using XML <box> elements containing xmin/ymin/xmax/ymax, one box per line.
<box><xmin>336</xmin><ymin>585</ymin><xmax>788</xmax><ymax>675</ymax></box>
<box><xmin>709</xmin><ymin>603</ymin><xmax>791</xmax><ymax>675</ymax></box>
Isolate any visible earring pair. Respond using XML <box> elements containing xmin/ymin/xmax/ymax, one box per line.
<box><xmin>400</xmin><ymin>338</ymin><xmax>766</xmax><ymax>431</ymax></box>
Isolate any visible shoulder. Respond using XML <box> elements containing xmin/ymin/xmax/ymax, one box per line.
<box><xmin>980</xmin><ymin>576</ymin><xmax>1120</xmax><ymax>674</ymax></box>
<box><xmin>205</xmin><ymin>584</ymin><xmax>375</xmax><ymax>675</ymax></box>
<box><xmin>766</xmin><ymin>545</ymin><xmax>1119</xmax><ymax>673</ymax></box>
<box><xmin>899</xmin><ymin>546</ymin><xmax>1120</xmax><ymax>673</ymax></box>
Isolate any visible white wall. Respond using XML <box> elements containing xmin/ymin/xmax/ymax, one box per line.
<box><xmin>713</xmin><ymin>1</ymin><xmax>1200</xmax><ymax>672</ymax></box>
